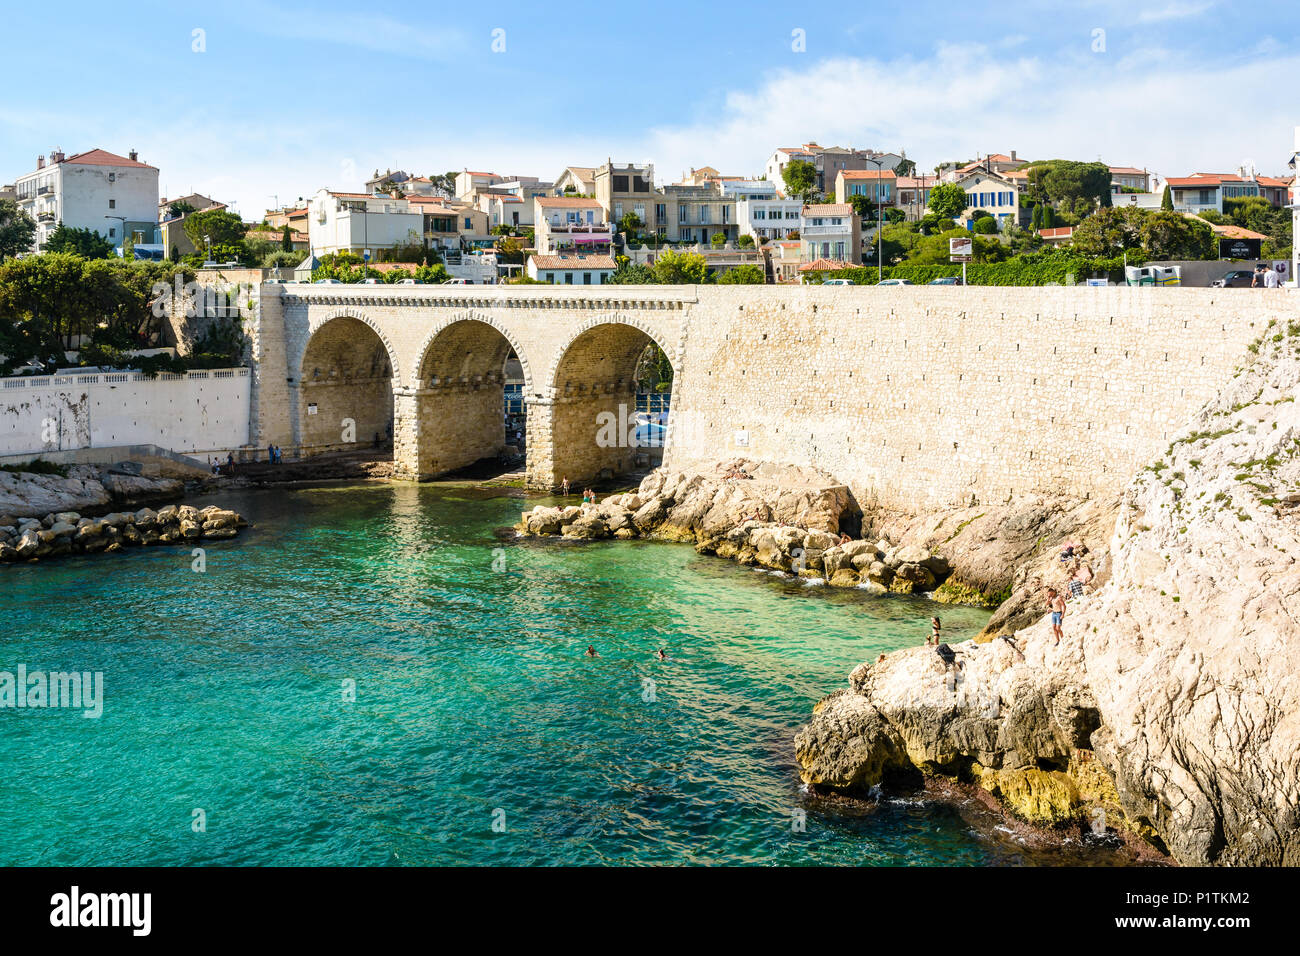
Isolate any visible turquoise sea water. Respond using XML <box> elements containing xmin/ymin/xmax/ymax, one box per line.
<box><xmin>0</xmin><ymin>483</ymin><xmax>1135</xmax><ymax>865</ymax></box>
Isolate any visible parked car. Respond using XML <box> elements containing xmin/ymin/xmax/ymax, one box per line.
<box><xmin>313</xmin><ymin>278</ymin><xmax>341</xmax><ymax>284</ymax></box>
<box><xmin>1212</xmin><ymin>270</ymin><xmax>1257</xmax><ymax>288</ymax></box>
<box><xmin>443</xmin><ymin>277</ymin><xmax>471</xmax><ymax>285</ymax></box>
<box><xmin>928</xmin><ymin>277</ymin><xmax>962</xmax><ymax>285</ymax></box>
<box><xmin>396</xmin><ymin>278</ymin><xmax>420</xmax><ymax>285</ymax></box>
<box><xmin>877</xmin><ymin>278</ymin><xmax>914</xmax><ymax>286</ymax></box>
<box><xmin>360</xmin><ymin>277</ymin><xmax>383</xmax><ymax>284</ymax></box>
<box><xmin>823</xmin><ymin>278</ymin><xmax>855</xmax><ymax>286</ymax></box>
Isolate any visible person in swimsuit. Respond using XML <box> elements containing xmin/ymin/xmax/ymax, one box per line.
<box><xmin>930</xmin><ymin>616</ymin><xmax>942</xmax><ymax>646</ymax></box>
<box><xmin>561</xmin><ymin>476</ymin><xmax>571</xmax><ymax>496</ymax></box>
<box><xmin>656</xmin><ymin>649</ymin><xmax>667</xmax><ymax>661</ymax></box>
<box><xmin>1047</xmin><ymin>587</ymin><xmax>1066</xmax><ymax>644</ymax></box>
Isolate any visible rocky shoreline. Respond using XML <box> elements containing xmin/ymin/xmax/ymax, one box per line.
<box><xmin>0</xmin><ymin>503</ymin><xmax>248</xmax><ymax>562</ymax></box>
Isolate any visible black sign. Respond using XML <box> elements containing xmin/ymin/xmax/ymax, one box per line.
<box><xmin>1220</xmin><ymin>237</ymin><xmax>1261</xmax><ymax>259</ymax></box>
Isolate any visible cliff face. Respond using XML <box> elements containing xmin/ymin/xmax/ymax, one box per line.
<box><xmin>797</xmin><ymin>325</ymin><xmax>1300</xmax><ymax>866</ymax></box>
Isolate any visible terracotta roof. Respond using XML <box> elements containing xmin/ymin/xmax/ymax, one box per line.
<box><xmin>1165</xmin><ymin>177</ymin><xmax>1220</xmax><ymax>187</ymax></box>
<box><xmin>246</xmin><ymin>228</ymin><xmax>308</xmax><ymax>243</ymax></box>
<box><xmin>1109</xmin><ymin>166</ymin><xmax>1147</xmax><ymax>175</ymax></box>
<box><xmin>1037</xmin><ymin>227</ymin><xmax>1075</xmax><ymax>239</ymax></box>
<box><xmin>463</xmin><ymin>171</ymin><xmax>498</xmax><ymax>177</ymax></box>
<box><xmin>802</xmin><ymin>203</ymin><xmax>853</xmax><ymax>215</ymax></box>
<box><xmin>536</xmin><ymin>197</ymin><xmax>603</xmax><ymax>208</ymax></box>
<box><xmin>326</xmin><ymin>190</ymin><xmax>379</xmax><ymax>199</ymax></box>
<box><xmin>1207</xmin><ymin>223</ymin><xmax>1270</xmax><ymax>240</ymax></box>
<box><xmin>59</xmin><ymin>148</ymin><xmax>156</xmax><ymax>170</ymax></box>
<box><xmin>798</xmin><ymin>258</ymin><xmax>854</xmax><ymax>271</ymax></box>
<box><xmin>563</xmin><ymin>166</ymin><xmax>596</xmax><ymax>177</ymax></box>
<box><xmin>897</xmin><ymin>176</ymin><xmax>938</xmax><ymax>188</ymax></box>
<box><xmin>529</xmin><ymin>254</ymin><xmax>616</xmax><ymax>270</ymax></box>
<box><xmin>1257</xmin><ymin>176</ymin><xmax>1291</xmax><ymax>187</ymax></box>
<box><xmin>839</xmin><ymin>169</ymin><xmax>897</xmax><ymax>180</ymax></box>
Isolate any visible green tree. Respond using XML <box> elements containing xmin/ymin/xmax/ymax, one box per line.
<box><xmin>43</xmin><ymin>224</ymin><xmax>114</xmax><ymax>259</ymax></box>
<box><xmin>737</xmin><ymin>234</ymin><xmax>755</xmax><ymax>248</ymax></box>
<box><xmin>716</xmin><ymin>264</ymin><xmax>765</xmax><ymax>284</ymax></box>
<box><xmin>1031</xmin><ymin>205</ymin><xmax>1043</xmax><ymax>230</ymax></box>
<box><xmin>281</xmin><ymin>225</ymin><xmax>293</xmax><ymax>251</ymax></box>
<box><xmin>606</xmin><ymin>263</ymin><xmax>656</xmax><ymax>285</ymax></box>
<box><xmin>1139</xmin><ymin>210</ymin><xmax>1214</xmax><ymax>260</ymax></box>
<box><xmin>183</xmin><ymin>208</ymin><xmax>246</xmax><ymax>252</ymax></box>
<box><xmin>1160</xmin><ymin>185</ymin><xmax>1173</xmax><ymax>211</ymax></box>
<box><xmin>710</xmin><ymin>231</ymin><xmax>726</xmax><ymax>247</ymax></box>
<box><xmin>0</xmin><ymin>199</ymin><xmax>36</xmax><ymax>261</ymax></box>
<box><xmin>973</xmin><ymin>216</ymin><xmax>997</xmax><ymax>234</ymax></box>
<box><xmin>618</xmin><ymin>212</ymin><xmax>642</xmax><ymax>236</ymax></box>
<box><xmin>167</xmin><ymin>200</ymin><xmax>196</xmax><ymax>220</ymax></box>
<box><xmin>781</xmin><ymin>159</ymin><xmax>818</xmax><ymax>202</ymax></box>
<box><xmin>847</xmin><ymin>194</ymin><xmax>877</xmax><ymax>221</ymax></box>
<box><xmin>927</xmin><ymin>182</ymin><xmax>969</xmax><ymax>220</ymax></box>
<box><xmin>894</xmin><ymin>158</ymin><xmax>917</xmax><ymax>178</ymax></box>
<box><xmin>650</xmin><ymin>249</ymin><xmax>709</xmax><ymax>284</ymax></box>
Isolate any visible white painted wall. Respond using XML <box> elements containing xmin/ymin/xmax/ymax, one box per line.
<box><xmin>0</xmin><ymin>368</ymin><xmax>250</xmax><ymax>456</ymax></box>
<box><xmin>15</xmin><ymin>160</ymin><xmax>158</xmax><ymax>251</ymax></box>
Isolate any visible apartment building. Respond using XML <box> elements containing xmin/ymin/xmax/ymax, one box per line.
<box><xmin>835</xmin><ymin>169</ymin><xmax>897</xmax><ymax>206</ymax></box>
<box><xmin>13</xmin><ymin>148</ymin><xmax>159</xmax><ymax>253</ymax></box>
<box><xmin>658</xmin><ymin>183</ymin><xmax>737</xmax><ymax>245</ymax></box>
<box><xmin>595</xmin><ymin>161</ymin><xmax>657</xmax><ymax>232</ymax></box>
<box><xmin>766</xmin><ymin>143</ymin><xmax>904</xmax><ymax>193</ymax></box>
<box><xmin>533</xmin><ymin>197</ymin><xmax>610</xmax><ymax>254</ymax></box>
<box><xmin>953</xmin><ymin>170</ymin><xmax>1020</xmax><ymax>226</ymax></box>
<box><xmin>1109</xmin><ymin>166</ymin><xmax>1151</xmax><ymax>193</ymax></box>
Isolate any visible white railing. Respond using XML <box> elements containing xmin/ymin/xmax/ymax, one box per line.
<box><xmin>0</xmin><ymin>367</ymin><xmax>249</xmax><ymax>389</ymax></box>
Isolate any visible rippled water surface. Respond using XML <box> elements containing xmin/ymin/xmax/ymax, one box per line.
<box><xmin>0</xmin><ymin>483</ymin><xmax>1138</xmax><ymax>865</ymax></box>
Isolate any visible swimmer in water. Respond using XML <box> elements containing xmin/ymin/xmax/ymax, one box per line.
<box><xmin>656</xmin><ymin>648</ymin><xmax>668</xmax><ymax>661</ymax></box>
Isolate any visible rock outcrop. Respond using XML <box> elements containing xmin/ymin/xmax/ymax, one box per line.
<box><xmin>797</xmin><ymin>324</ymin><xmax>1300</xmax><ymax>866</ymax></box>
<box><xmin>0</xmin><ymin>463</ymin><xmax>185</xmax><ymax>519</ymax></box>
<box><xmin>0</xmin><ymin>504</ymin><xmax>247</xmax><ymax>563</ymax></box>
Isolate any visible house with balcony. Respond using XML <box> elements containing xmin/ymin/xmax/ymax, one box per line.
<box><xmin>737</xmin><ymin>195</ymin><xmax>802</xmax><ymax>243</ymax></box>
<box><xmin>553</xmin><ymin>166</ymin><xmax>597</xmax><ymax>196</ymax></box>
<box><xmin>800</xmin><ymin>203</ymin><xmax>861</xmax><ymax>265</ymax></box>
<box><xmin>1166</xmin><ymin>170</ymin><xmax>1291</xmax><ymax>215</ymax></box>
<box><xmin>657</xmin><ymin>183</ymin><xmax>738</xmax><ymax>245</ymax></box>
<box><xmin>13</xmin><ymin>148</ymin><xmax>159</xmax><ymax>253</ymax></box>
<box><xmin>307</xmin><ymin>189</ymin><xmax>425</xmax><ymax>257</ymax></box>
<box><xmin>526</xmin><ymin>253</ymin><xmax>616</xmax><ymax>285</ymax></box>
<box><xmin>896</xmin><ymin>175</ymin><xmax>938</xmax><ymax>220</ymax></box>
<box><xmin>595</xmin><ymin>161</ymin><xmax>657</xmax><ymax>233</ymax></box>
<box><xmin>533</xmin><ymin>197</ymin><xmax>610</xmax><ymax>254</ymax></box>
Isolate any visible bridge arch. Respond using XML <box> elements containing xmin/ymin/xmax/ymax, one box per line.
<box><xmin>394</xmin><ymin>314</ymin><xmax>534</xmax><ymax>479</ymax></box>
<box><xmin>532</xmin><ymin>315</ymin><xmax>678</xmax><ymax>489</ymax></box>
<box><xmin>295</xmin><ymin>311</ymin><xmax>398</xmax><ymax>456</ymax></box>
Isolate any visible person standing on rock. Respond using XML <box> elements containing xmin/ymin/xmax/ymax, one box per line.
<box><xmin>930</xmin><ymin>616</ymin><xmax>942</xmax><ymax>646</ymax></box>
<box><xmin>1046</xmin><ymin>587</ymin><xmax>1066</xmax><ymax>644</ymax></box>
<box><xmin>561</xmin><ymin>476</ymin><xmax>571</xmax><ymax>497</ymax></box>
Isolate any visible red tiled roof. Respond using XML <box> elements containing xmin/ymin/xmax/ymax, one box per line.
<box><xmin>1109</xmin><ymin>166</ymin><xmax>1146</xmax><ymax>175</ymax></box>
<box><xmin>802</xmin><ymin>203</ymin><xmax>853</xmax><ymax>215</ymax></box>
<box><xmin>59</xmin><ymin>148</ymin><xmax>156</xmax><ymax>169</ymax></box>
<box><xmin>529</xmin><ymin>254</ymin><xmax>616</xmax><ymax>270</ymax></box>
<box><xmin>1207</xmin><ymin>223</ymin><xmax>1269</xmax><ymax>240</ymax></box>
<box><xmin>1165</xmin><ymin>177</ymin><xmax>1219</xmax><ymax>187</ymax></box>
<box><xmin>1257</xmin><ymin>176</ymin><xmax>1291</xmax><ymax>187</ymax></box>
<box><xmin>1038</xmin><ymin>227</ymin><xmax>1075</xmax><ymax>239</ymax></box>
<box><xmin>897</xmin><ymin>176</ymin><xmax>937</xmax><ymax>188</ymax></box>
<box><xmin>839</xmin><ymin>169</ymin><xmax>897</xmax><ymax>180</ymax></box>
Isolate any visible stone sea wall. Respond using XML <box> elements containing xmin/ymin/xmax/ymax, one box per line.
<box><xmin>0</xmin><ymin>504</ymin><xmax>247</xmax><ymax>562</ymax></box>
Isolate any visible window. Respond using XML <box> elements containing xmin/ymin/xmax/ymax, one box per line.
<box><xmin>615</xmin><ymin>203</ymin><xmax>623</xmax><ymax>220</ymax></box>
<box><xmin>586</xmin><ymin>210</ymin><xmax>594</xmax><ymax>224</ymax></box>
<box><xmin>464</xmin><ymin>217</ymin><xmax>471</xmax><ymax>228</ymax></box>
<box><xmin>109</xmin><ymin>228</ymin><xmax>115</xmax><ymax>238</ymax></box>
<box><xmin>821</xmin><ymin>242</ymin><xmax>830</xmax><ymax>257</ymax></box>
<box><xmin>546</xmin><ymin>273</ymin><xmax>555</xmax><ymax>282</ymax></box>
<box><xmin>835</xmin><ymin>241</ymin><xmax>845</xmax><ymax>259</ymax></box>
<box><xmin>564</xmin><ymin>272</ymin><xmax>574</xmax><ymax>284</ymax></box>
<box><xmin>655</xmin><ymin>203</ymin><xmax>666</xmax><ymax>221</ymax></box>
<box><xmin>613</xmin><ymin>175</ymin><xmax>629</xmax><ymax>192</ymax></box>
<box><xmin>583</xmin><ymin>272</ymin><xmax>592</xmax><ymax>284</ymax></box>
<box><xmin>699</xmin><ymin>206</ymin><xmax>709</xmax><ymax>223</ymax></box>
<box><xmin>634</xmin><ymin>204</ymin><xmax>645</xmax><ymax>221</ymax></box>
<box><xmin>722</xmin><ymin>206</ymin><xmax>730</xmax><ymax>223</ymax></box>
<box><xmin>108</xmin><ymin>199</ymin><xmax>115</xmax><ymax>209</ymax></box>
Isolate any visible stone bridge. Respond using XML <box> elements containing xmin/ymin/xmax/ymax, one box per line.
<box><xmin>249</xmin><ymin>283</ymin><xmax>1288</xmax><ymax>508</ymax></box>
<box><xmin>251</xmin><ymin>284</ymin><xmax>694</xmax><ymax>489</ymax></box>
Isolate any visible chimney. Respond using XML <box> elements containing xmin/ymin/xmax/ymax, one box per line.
<box><xmin>36</xmin><ymin>155</ymin><xmax>45</xmax><ymax>169</ymax></box>
<box><xmin>1011</xmin><ymin>150</ymin><xmax>1017</xmax><ymax>162</ymax></box>
<box><xmin>129</xmin><ymin>149</ymin><xmax>138</xmax><ymax>162</ymax></box>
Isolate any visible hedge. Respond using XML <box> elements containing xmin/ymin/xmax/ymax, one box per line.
<box><xmin>823</xmin><ymin>255</ymin><xmax>1140</xmax><ymax>286</ymax></box>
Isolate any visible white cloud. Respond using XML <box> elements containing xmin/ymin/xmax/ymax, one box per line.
<box><xmin>1136</xmin><ymin>1</ymin><xmax>1213</xmax><ymax>23</ymax></box>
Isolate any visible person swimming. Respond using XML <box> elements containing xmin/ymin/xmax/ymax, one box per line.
<box><xmin>655</xmin><ymin>648</ymin><xmax>668</xmax><ymax>661</ymax></box>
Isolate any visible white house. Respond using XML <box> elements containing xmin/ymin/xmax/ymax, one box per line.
<box><xmin>737</xmin><ymin>197</ymin><xmax>802</xmax><ymax>242</ymax></box>
<box><xmin>307</xmin><ymin>188</ymin><xmax>424</xmax><ymax>256</ymax></box>
<box><xmin>800</xmin><ymin>203</ymin><xmax>860</xmax><ymax>264</ymax></box>
<box><xmin>533</xmin><ymin>197</ymin><xmax>610</xmax><ymax>254</ymax></box>
<box><xmin>526</xmin><ymin>254</ymin><xmax>616</xmax><ymax>284</ymax></box>
<box><xmin>13</xmin><ymin>148</ymin><xmax>159</xmax><ymax>253</ymax></box>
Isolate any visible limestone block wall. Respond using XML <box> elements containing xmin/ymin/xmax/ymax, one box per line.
<box><xmin>666</xmin><ymin>286</ymin><xmax>1290</xmax><ymax>512</ymax></box>
<box><xmin>243</xmin><ymin>283</ymin><xmax>1292</xmax><ymax>510</ymax></box>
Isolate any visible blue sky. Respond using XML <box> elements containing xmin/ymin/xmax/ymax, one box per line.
<box><xmin>4</xmin><ymin>0</ymin><xmax>1296</xmax><ymax>218</ymax></box>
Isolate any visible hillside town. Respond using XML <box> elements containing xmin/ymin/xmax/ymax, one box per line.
<box><xmin>2</xmin><ymin>137</ymin><xmax>1296</xmax><ymax>289</ymax></box>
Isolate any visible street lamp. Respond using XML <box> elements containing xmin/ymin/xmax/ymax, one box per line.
<box><xmin>865</xmin><ymin>158</ymin><xmax>884</xmax><ymax>282</ymax></box>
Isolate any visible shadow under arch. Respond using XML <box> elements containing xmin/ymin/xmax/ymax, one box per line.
<box><xmin>404</xmin><ymin>316</ymin><xmax>533</xmax><ymax>478</ymax></box>
<box><xmin>296</xmin><ymin>313</ymin><xmax>397</xmax><ymax>456</ymax></box>
<box><xmin>539</xmin><ymin>317</ymin><xmax>677</xmax><ymax>488</ymax></box>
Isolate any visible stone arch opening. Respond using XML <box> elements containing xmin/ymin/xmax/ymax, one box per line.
<box><xmin>402</xmin><ymin>319</ymin><xmax>527</xmax><ymax>478</ymax></box>
<box><xmin>297</xmin><ymin>316</ymin><xmax>395</xmax><ymax>457</ymax></box>
<box><xmin>540</xmin><ymin>321</ymin><xmax>675</xmax><ymax>488</ymax></box>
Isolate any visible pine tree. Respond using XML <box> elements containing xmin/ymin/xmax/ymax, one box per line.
<box><xmin>1161</xmin><ymin>184</ymin><xmax>1173</xmax><ymax>211</ymax></box>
